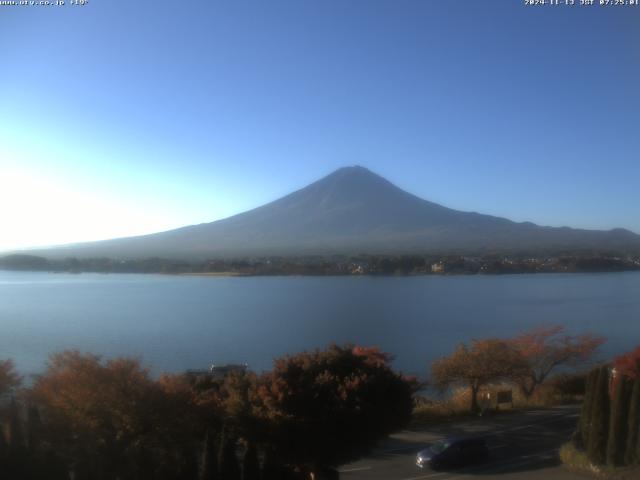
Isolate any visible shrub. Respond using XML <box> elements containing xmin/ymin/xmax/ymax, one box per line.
<box><xmin>560</xmin><ymin>442</ymin><xmax>596</xmax><ymax>473</ymax></box>
<box><xmin>550</xmin><ymin>372</ymin><xmax>588</xmax><ymax>398</ymax></box>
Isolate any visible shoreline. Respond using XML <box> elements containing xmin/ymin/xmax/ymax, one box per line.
<box><xmin>1</xmin><ymin>268</ymin><xmax>640</xmax><ymax>278</ymax></box>
<box><xmin>178</xmin><ymin>271</ymin><xmax>247</xmax><ymax>277</ymax></box>
<box><xmin>2</xmin><ymin>253</ymin><xmax>639</xmax><ymax>277</ymax></box>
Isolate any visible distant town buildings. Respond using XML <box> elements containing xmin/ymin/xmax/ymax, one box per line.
<box><xmin>431</xmin><ymin>262</ymin><xmax>445</xmax><ymax>273</ymax></box>
<box><xmin>1</xmin><ymin>253</ymin><xmax>639</xmax><ymax>276</ymax></box>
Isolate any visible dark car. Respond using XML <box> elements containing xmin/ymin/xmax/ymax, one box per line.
<box><xmin>416</xmin><ymin>436</ymin><xmax>489</xmax><ymax>470</ymax></box>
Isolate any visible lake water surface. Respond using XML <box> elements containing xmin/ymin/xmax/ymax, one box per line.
<box><xmin>1</xmin><ymin>271</ymin><xmax>639</xmax><ymax>378</ymax></box>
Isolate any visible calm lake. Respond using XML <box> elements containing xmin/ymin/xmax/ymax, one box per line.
<box><xmin>1</xmin><ymin>270</ymin><xmax>639</xmax><ymax>379</ymax></box>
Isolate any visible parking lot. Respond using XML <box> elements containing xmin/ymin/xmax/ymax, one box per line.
<box><xmin>339</xmin><ymin>405</ymin><xmax>588</xmax><ymax>480</ymax></box>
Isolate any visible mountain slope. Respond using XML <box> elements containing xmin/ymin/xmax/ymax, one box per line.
<box><xmin>23</xmin><ymin>166</ymin><xmax>640</xmax><ymax>259</ymax></box>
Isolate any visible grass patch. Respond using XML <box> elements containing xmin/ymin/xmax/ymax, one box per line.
<box><xmin>559</xmin><ymin>442</ymin><xmax>598</xmax><ymax>474</ymax></box>
<box><xmin>411</xmin><ymin>400</ymin><xmax>471</xmax><ymax>428</ymax></box>
<box><xmin>410</xmin><ymin>383</ymin><xmax>583</xmax><ymax>428</ymax></box>
<box><xmin>559</xmin><ymin>442</ymin><xmax>640</xmax><ymax>480</ymax></box>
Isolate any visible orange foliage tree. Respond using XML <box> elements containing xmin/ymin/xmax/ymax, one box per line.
<box><xmin>432</xmin><ymin>339</ymin><xmax>528</xmax><ymax>413</ymax></box>
<box><xmin>29</xmin><ymin>351</ymin><xmax>205</xmax><ymax>480</ymax></box>
<box><xmin>509</xmin><ymin>325</ymin><xmax>605</xmax><ymax>399</ymax></box>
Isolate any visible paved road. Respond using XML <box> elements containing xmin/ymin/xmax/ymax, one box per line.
<box><xmin>339</xmin><ymin>406</ymin><xmax>589</xmax><ymax>480</ymax></box>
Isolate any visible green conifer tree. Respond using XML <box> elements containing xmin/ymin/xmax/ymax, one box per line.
<box><xmin>627</xmin><ymin>377</ymin><xmax>640</xmax><ymax>465</ymax></box>
<box><xmin>587</xmin><ymin>365</ymin><xmax>610</xmax><ymax>465</ymax></box>
<box><xmin>637</xmin><ymin>421</ymin><xmax>640</xmax><ymax>468</ymax></box>
<box><xmin>607</xmin><ymin>376</ymin><xmax>630</xmax><ymax>466</ymax></box>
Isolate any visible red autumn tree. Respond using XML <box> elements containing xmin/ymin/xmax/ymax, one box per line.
<box><xmin>352</xmin><ymin>345</ymin><xmax>393</xmax><ymax>367</ymax></box>
<box><xmin>613</xmin><ymin>346</ymin><xmax>640</xmax><ymax>380</ymax></box>
<box><xmin>509</xmin><ymin>325</ymin><xmax>605</xmax><ymax>399</ymax></box>
<box><xmin>257</xmin><ymin>344</ymin><xmax>416</xmax><ymax>472</ymax></box>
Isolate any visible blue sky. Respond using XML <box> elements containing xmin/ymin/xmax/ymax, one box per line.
<box><xmin>1</xmin><ymin>0</ymin><xmax>638</xmax><ymax>250</ymax></box>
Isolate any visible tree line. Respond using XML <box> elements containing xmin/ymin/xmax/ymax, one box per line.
<box><xmin>1</xmin><ymin>253</ymin><xmax>639</xmax><ymax>276</ymax></box>
<box><xmin>0</xmin><ymin>325</ymin><xmax>614</xmax><ymax>479</ymax></box>
<box><xmin>0</xmin><ymin>345</ymin><xmax>416</xmax><ymax>480</ymax></box>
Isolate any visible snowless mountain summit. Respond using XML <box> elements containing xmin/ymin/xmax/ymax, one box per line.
<box><xmin>25</xmin><ymin>166</ymin><xmax>640</xmax><ymax>259</ymax></box>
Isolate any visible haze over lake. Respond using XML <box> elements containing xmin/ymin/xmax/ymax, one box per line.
<box><xmin>1</xmin><ymin>270</ymin><xmax>639</xmax><ymax>378</ymax></box>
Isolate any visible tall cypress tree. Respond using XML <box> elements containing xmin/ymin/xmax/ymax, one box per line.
<box><xmin>607</xmin><ymin>376</ymin><xmax>630</xmax><ymax>466</ymax></box>
<box><xmin>588</xmin><ymin>365</ymin><xmax>610</xmax><ymax>465</ymax></box>
<box><xmin>625</xmin><ymin>377</ymin><xmax>640</xmax><ymax>465</ymax></box>
<box><xmin>637</xmin><ymin>417</ymin><xmax>640</xmax><ymax>468</ymax></box>
<box><xmin>579</xmin><ymin>369</ymin><xmax>599</xmax><ymax>448</ymax></box>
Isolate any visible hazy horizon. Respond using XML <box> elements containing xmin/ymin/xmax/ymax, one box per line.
<box><xmin>1</xmin><ymin>1</ymin><xmax>638</xmax><ymax>251</ymax></box>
